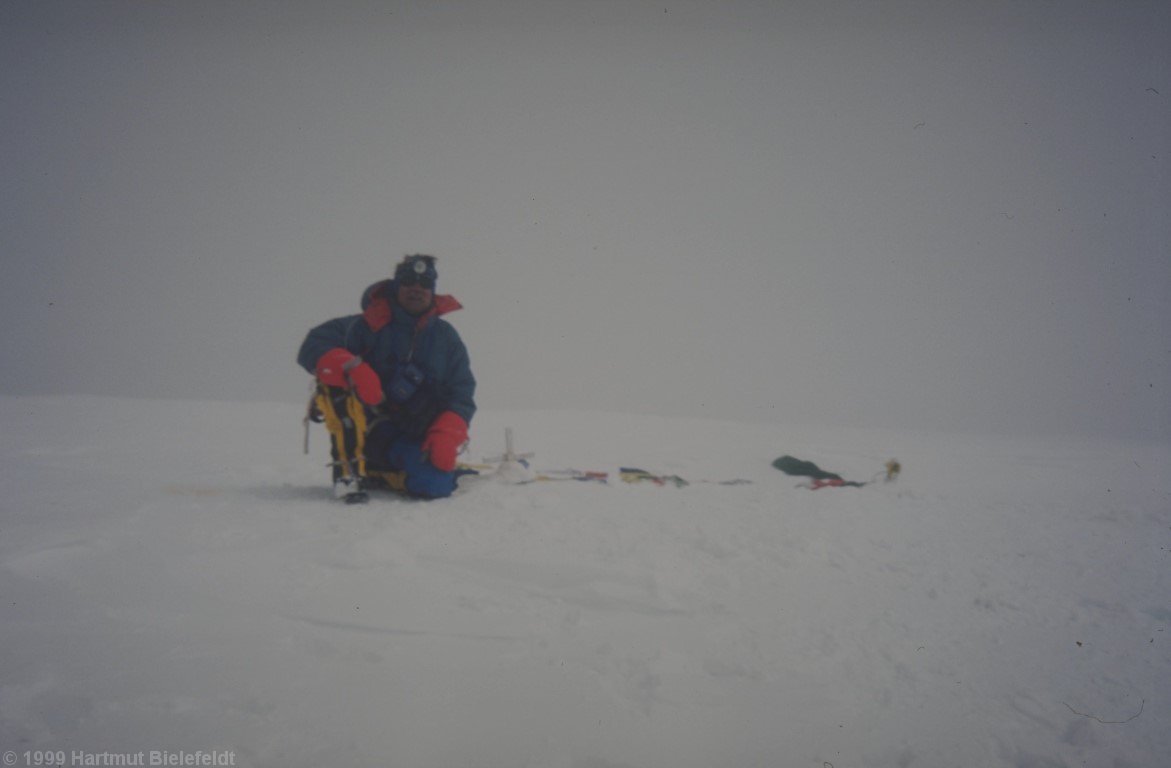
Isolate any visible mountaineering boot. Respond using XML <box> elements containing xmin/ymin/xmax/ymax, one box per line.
<box><xmin>333</xmin><ymin>475</ymin><xmax>369</xmax><ymax>504</ymax></box>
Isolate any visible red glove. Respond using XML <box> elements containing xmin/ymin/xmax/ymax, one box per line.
<box><xmin>315</xmin><ymin>348</ymin><xmax>384</xmax><ymax>406</ymax></box>
<box><xmin>422</xmin><ymin>411</ymin><xmax>469</xmax><ymax>472</ymax></box>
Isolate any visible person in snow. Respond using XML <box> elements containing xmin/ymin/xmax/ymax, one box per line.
<box><xmin>297</xmin><ymin>255</ymin><xmax>475</xmax><ymax>500</ymax></box>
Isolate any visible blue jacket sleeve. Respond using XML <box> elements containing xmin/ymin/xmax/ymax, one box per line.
<box><xmin>296</xmin><ymin>315</ymin><xmax>362</xmax><ymax>375</ymax></box>
<box><xmin>444</xmin><ymin>333</ymin><xmax>477</xmax><ymax>424</ymax></box>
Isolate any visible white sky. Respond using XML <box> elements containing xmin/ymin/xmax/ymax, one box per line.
<box><xmin>2</xmin><ymin>0</ymin><xmax>1168</xmax><ymax>439</ymax></box>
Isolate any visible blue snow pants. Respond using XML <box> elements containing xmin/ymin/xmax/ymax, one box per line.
<box><xmin>367</xmin><ymin>421</ymin><xmax>458</xmax><ymax>499</ymax></box>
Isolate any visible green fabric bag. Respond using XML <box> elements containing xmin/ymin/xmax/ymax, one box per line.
<box><xmin>771</xmin><ymin>455</ymin><xmax>844</xmax><ymax>481</ymax></box>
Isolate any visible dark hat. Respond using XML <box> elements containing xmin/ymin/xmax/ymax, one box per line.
<box><xmin>394</xmin><ymin>254</ymin><xmax>437</xmax><ymax>289</ymax></box>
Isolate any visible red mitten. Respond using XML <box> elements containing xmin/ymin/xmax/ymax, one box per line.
<box><xmin>347</xmin><ymin>362</ymin><xmax>384</xmax><ymax>406</ymax></box>
<box><xmin>314</xmin><ymin>348</ymin><xmax>384</xmax><ymax>406</ymax></box>
<box><xmin>422</xmin><ymin>411</ymin><xmax>469</xmax><ymax>472</ymax></box>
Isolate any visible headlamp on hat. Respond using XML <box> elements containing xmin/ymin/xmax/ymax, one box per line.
<box><xmin>395</xmin><ymin>254</ymin><xmax>437</xmax><ymax>290</ymax></box>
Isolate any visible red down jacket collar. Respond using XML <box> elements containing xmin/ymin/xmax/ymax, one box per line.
<box><xmin>360</xmin><ymin>279</ymin><xmax>462</xmax><ymax>333</ymax></box>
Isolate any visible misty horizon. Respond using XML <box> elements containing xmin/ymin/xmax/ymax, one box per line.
<box><xmin>2</xmin><ymin>0</ymin><xmax>1167</xmax><ymax>440</ymax></box>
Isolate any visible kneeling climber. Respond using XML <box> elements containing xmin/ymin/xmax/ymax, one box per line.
<box><xmin>297</xmin><ymin>254</ymin><xmax>476</xmax><ymax>501</ymax></box>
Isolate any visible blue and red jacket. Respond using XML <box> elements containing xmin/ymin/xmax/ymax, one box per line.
<box><xmin>297</xmin><ymin>280</ymin><xmax>476</xmax><ymax>425</ymax></box>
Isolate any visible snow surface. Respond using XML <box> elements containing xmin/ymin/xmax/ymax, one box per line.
<box><xmin>1</xmin><ymin>395</ymin><xmax>1168</xmax><ymax>768</ymax></box>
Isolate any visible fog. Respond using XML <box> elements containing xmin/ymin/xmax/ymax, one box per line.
<box><xmin>2</xmin><ymin>0</ymin><xmax>1168</xmax><ymax>439</ymax></box>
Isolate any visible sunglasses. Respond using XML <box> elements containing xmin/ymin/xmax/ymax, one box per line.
<box><xmin>398</xmin><ymin>273</ymin><xmax>435</xmax><ymax>290</ymax></box>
